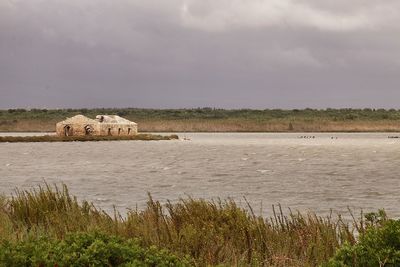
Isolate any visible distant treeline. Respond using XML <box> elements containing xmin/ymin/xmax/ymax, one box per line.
<box><xmin>3</xmin><ymin>108</ymin><xmax>400</xmax><ymax>120</ymax></box>
<box><xmin>2</xmin><ymin>108</ymin><xmax>400</xmax><ymax>132</ymax></box>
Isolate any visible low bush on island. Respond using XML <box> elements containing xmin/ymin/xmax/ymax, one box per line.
<box><xmin>0</xmin><ymin>183</ymin><xmax>399</xmax><ymax>266</ymax></box>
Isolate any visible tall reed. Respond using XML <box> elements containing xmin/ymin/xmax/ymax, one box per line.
<box><xmin>0</xmin><ymin>183</ymin><xmax>357</xmax><ymax>266</ymax></box>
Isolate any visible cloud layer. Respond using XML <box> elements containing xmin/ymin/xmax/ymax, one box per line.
<box><xmin>0</xmin><ymin>0</ymin><xmax>399</xmax><ymax>108</ymax></box>
<box><xmin>181</xmin><ymin>0</ymin><xmax>372</xmax><ymax>31</ymax></box>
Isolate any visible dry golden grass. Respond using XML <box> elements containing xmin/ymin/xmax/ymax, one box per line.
<box><xmin>0</xmin><ymin>119</ymin><xmax>59</xmax><ymax>132</ymax></box>
<box><xmin>2</xmin><ymin>118</ymin><xmax>400</xmax><ymax>133</ymax></box>
<box><xmin>137</xmin><ymin>119</ymin><xmax>400</xmax><ymax>132</ymax></box>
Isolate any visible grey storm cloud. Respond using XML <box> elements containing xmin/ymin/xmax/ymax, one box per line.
<box><xmin>0</xmin><ymin>0</ymin><xmax>399</xmax><ymax>108</ymax></box>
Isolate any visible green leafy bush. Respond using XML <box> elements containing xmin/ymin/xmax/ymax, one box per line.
<box><xmin>0</xmin><ymin>232</ymin><xmax>191</xmax><ymax>267</ymax></box>
<box><xmin>325</xmin><ymin>213</ymin><xmax>400</xmax><ymax>267</ymax></box>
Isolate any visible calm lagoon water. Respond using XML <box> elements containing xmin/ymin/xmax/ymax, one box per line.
<box><xmin>1</xmin><ymin>132</ymin><xmax>400</xmax><ymax>217</ymax></box>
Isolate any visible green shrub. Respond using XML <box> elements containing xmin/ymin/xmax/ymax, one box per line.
<box><xmin>325</xmin><ymin>215</ymin><xmax>400</xmax><ymax>267</ymax></box>
<box><xmin>0</xmin><ymin>232</ymin><xmax>191</xmax><ymax>267</ymax></box>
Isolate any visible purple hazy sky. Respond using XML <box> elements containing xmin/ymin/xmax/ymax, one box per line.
<box><xmin>1</xmin><ymin>0</ymin><xmax>400</xmax><ymax>109</ymax></box>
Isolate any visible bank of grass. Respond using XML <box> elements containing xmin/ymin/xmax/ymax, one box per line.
<box><xmin>0</xmin><ymin>134</ymin><xmax>179</xmax><ymax>143</ymax></box>
<box><xmin>0</xmin><ymin>183</ymin><xmax>362</xmax><ymax>266</ymax></box>
<box><xmin>1</xmin><ymin>184</ymin><xmax>398</xmax><ymax>266</ymax></box>
<box><xmin>2</xmin><ymin>108</ymin><xmax>400</xmax><ymax>132</ymax></box>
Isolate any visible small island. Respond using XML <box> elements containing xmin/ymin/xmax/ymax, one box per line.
<box><xmin>0</xmin><ymin>134</ymin><xmax>179</xmax><ymax>143</ymax></box>
<box><xmin>0</xmin><ymin>114</ymin><xmax>179</xmax><ymax>142</ymax></box>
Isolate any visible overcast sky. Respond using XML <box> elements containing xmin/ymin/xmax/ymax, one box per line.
<box><xmin>1</xmin><ymin>0</ymin><xmax>400</xmax><ymax>109</ymax></box>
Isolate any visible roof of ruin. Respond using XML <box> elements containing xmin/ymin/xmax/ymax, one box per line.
<box><xmin>57</xmin><ymin>114</ymin><xmax>137</xmax><ymax>125</ymax></box>
<box><xmin>58</xmin><ymin>115</ymin><xmax>98</xmax><ymax>125</ymax></box>
<box><xmin>96</xmin><ymin>115</ymin><xmax>137</xmax><ymax>125</ymax></box>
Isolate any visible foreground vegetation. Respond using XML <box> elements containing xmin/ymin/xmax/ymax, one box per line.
<box><xmin>325</xmin><ymin>212</ymin><xmax>400</xmax><ymax>267</ymax></box>
<box><xmin>1</xmin><ymin>232</ymin><xmax>190</xmax><ymax>266</ymax></box>
<box><xmin>2</xmin><ymin>108</ymin><xmax>400</xmax><ymax>132</ymax></box>
<box><xmin>1</xmin><ymin>184</ymin><xmax>399</xmax><ymax>266</ymax></box>
<box><xmin>0</xmin><ymin>134</ymin><xmax>179</xmax><ymax>143</ymax></box>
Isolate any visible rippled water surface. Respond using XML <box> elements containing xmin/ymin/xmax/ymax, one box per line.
<box><xmin>1</xmin><ymin>132</ymin><xmax>400</xmax><ymax>217</ymax></box>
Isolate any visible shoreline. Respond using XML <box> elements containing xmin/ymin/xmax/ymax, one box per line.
<box><xmin>0</xmin><ymin>133</ymin><xmax>179</xmax><ymax>142</ymax></box>
<box><xmin>2</xmin><ymin>130</ymin><xmax>400</xmax><ymax>134</ymax></box>
<box><xmin>3</xmin><ymin>126</ymin><xmax>400</xmax><ymax>134</ymax></box>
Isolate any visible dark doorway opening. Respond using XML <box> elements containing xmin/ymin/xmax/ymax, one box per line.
<box><xmin>108</xmin><ymin>128</ymin><xmax>112</xmax><ymax>136</ymax></box>
<box><xmin>118</xmin><ymin>128</ymin><xmax>121</xmax><ymax>135</ymax></box>
<box><xmin>64</xmin><ymin>125</ymin><xmax>72</xmax><ymax>136</ymax></box>
<box><xmin>84</xmin><ymin>125</ymin><xmax>94</xmax><ymax>136</ymax></box>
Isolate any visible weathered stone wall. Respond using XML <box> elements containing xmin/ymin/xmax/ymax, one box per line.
<box><xmin>99</xmin><ymin>123</ymin><xmax>138</xmax><ymax>136</ymax></box>
<box><xmin>56</xmin><ymin>123</ymin><xmax>100</xmax><ymax>137</ymax></box>
<box><xmin>56</xmin><ymin>122</ymin><xmax>137</xmax><ymax>137</ymax></box>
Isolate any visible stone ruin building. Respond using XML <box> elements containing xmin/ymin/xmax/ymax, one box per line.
<box><xmin>56</xmin><ymin>114</ymin><xmax>138</xmax><ymax>137</ymax></box>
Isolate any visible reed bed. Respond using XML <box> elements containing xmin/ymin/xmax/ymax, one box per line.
<box><xmin>4</xmin><ymin>118</ymin><xmax>400</xmax><ymax>133</ymax></box>
<box><xmin>0</xmin><ymin>134</ymin><xmax>179</xmax><ymax>143</ymax></box>
<box><xmin>136</xmin><ymin>119</ymin><xmax>400</xmax><ymax>133</ymax></box>
<box><xmin>3</xmin><ymin>108</ymin><xmax>400</xmax><ymax>132</ymax></box>
<box><xmin>0</xmin><ymin>184</ymin><xmax>359</xmax><ymax>266</ymax></box>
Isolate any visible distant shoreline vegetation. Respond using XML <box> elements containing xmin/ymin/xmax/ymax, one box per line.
<box><xmin>0</xmin><ymin>133</ymin><xmax>179</xmax><ymax>143</ymax></box>
<box><xmin>2</xmin><ymin>108</ymin><xmax>400</xmax><ymax>132</ymax></box>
